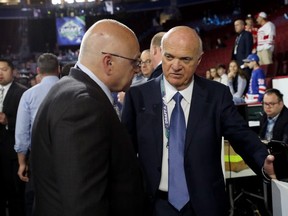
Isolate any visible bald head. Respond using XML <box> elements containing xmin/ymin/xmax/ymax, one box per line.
<box><xmin>161</xmin><ymin>26</ymin><xmax>203</xmax><ymax>90</ymax></box>
<box><xmin>234</xmin><ymin>19</ymin><xmax>245</xmax><ymax>34</ymax></box>
<box><xmin>78</xmin><ymin>19</ymin><xmax>140</xmax><ymax>92</ymax></box>
<box><xmin>79</xmin><ymin>19</ymin><xmax>139</xmax><ymax>68</ymax></box>
<box><xmin>162</xmin><ymin>26</ymin><xmax>203</xmax><ymax>57</ymax></box>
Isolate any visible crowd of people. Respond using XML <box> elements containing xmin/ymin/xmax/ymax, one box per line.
<box><xmin>0</xmin><ymin>13</ymin><xmax>287</xmax><ymax>216</ymax></box>
<box><xmin>204</xmin><ymin>11</ymin><xmax>277</xmax><ymax>106</ymax></box>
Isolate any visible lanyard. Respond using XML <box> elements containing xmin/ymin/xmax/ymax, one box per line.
<box><xmin>161</xmin><ymin>77</ymin><xmax>171</xmax><ymax>148</ymax></box>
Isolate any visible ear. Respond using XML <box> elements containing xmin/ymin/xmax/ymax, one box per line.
<box><xmin>197</xmin><ymin>52</ymin><xmax>204</xmax><ymax>65</ymax></box>
<box><xmin>102</xmin><ymin>54</ymin><xmax>113</xmax><ymax>76</ymax></box>
<box><xmin>36</xmin><ymin>67</ymin><xmax>40</xmax><ymax>74</ymax></box>
<box><xmin>152</xmin><ymin>45</ymin><xmax>157</xmax><ymax>55</ymax></box>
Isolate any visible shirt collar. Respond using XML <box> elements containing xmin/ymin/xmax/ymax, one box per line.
<box><xmin>0</xmin><ymin>81</ymin><xmax>13</xmax><ymax>94</ymax></box>
<box><xmin>163</xmin><ymin>75</ymin><xmax>194</xmax><ymax>104</ymax></box>
<box><xmin>76</xmin><ymin>61</ymin><xmax>114</xmax><ymax>104</ymax></box>
<box><xmin>268</xmin><ymin>113</ymin><xmax>279</xmax><ymax>122</ymax></box>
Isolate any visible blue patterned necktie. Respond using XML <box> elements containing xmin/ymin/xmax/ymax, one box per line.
<box><xmin>168</xmin><ymin>92</ymin><xmax>189</xmax><ymax>211</ymax></box>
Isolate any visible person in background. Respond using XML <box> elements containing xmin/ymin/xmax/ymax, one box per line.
<box><xmin>210</xmin><ymin>66</ymin><xmax>221</xmax><ymax>82</ymax></box>
<box><xmin>148</xmin><ymin>32</ymin><xmax>166</xmax><ymax>80</ymax></box>
<box><xmin>231</xmin><ymin>19</ymin><xmax>253</xmax><ymax>78</ymax></box>
<box><xmin>131</xmin><ymin>49</ymin><xmax>152</xmax><ymax>86</ymax></box>
<box><xmin>116</xmin><ymin>49</ymin><xmax>154</xmax><ymax>110</ymax></box>
<box><xmin>227</xmin><ymin>60</ymin><xmax>249</xmax><ymax>104</ymax></box>
<box><xmin>0</xmin><ymin>58</ymin><xmax>27</xmax><ymax>216</ymax></box>
<box><xmin>140</xmin><ymin>49</ymin><xmax>154</xmax><ymax>79</ymax></box>
<box><xmin>259</xmin><ymin>88</ymin><xmax>288</xmax><ymax>143</ymax></box>
<box><xmin>215</xmin><ymin>37</ymin><xmax>226</xmax><ymax>49</ymax></box>
<box><xmin>122</xmin><ymin>26</ymin><xmax>275</xmax><ymax>216</ymax></box>
<box><xmin>259</xmin><ymin>88</ymin><xmax>288</xmax><ymax>212</ymax></box>
<box><xmin>233</xmin><ymin>54</ymin><xmax>266</xmax><ymax>104</ymax></box>
<box><xmin>216</xmin><ymin>64</ymin><xmax>228</xmax><ymax>85</ymax></box>
<box><xmin>29</xmin><ymin>74</ymin><xmax>42</xmax><ymax>87</ymax></box>
<box><xmin>256</xmin><ymin>12</ymin><xmax>276</xmax><ymax>65</ymax></box>
<box><xmin>242</xmin><ymin>53</ymin><xmax>266</xmax><ymax>104</ymax></box>
<box><xmin>14</xmin><ymin>53</ymin><xmax>60</xmax><ymax>216</ymax></box>
<box><xmin>245</xmin><ymin>15</ymin><xmax>258</xmax><ymax>53</ymax></box>
<box><xmin>205</xmin><ymin>69</ymin><xmax>213</xmax><ymax>80</ymax></box>
<box><xmin>30</xmin><ymin>19</ymin><xmax>144</xmax><ymax>216</ymax></box>
<box><xmin>60</xmin><ymin>62</ymin><xmax>75</xmax><ymax>78</ymax></box>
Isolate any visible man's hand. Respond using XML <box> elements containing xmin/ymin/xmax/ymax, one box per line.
<box><xmin>18</xmin><ymin>163</ymin><xmax>29</xmax><ymax>182</ymax></box>
<box><xmin>17</xmin><ymin>153</ymin><xmax>29</xmax><ymax>182</ymax></box>
<box><xmin>263</xmin><ymin>155</ymin><xmax>276</xmax><ymax>179</ymax></box>
<box><xmin>0</xmin><ymin>112</ymin><xmax>8</xmax><ymax>125</ymax></box>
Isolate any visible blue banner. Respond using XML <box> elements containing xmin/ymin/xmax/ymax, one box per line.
<box><xmin>56</xmin><ymin>16</ymin><xmax>86</xmax><ymax>46</ymax></box>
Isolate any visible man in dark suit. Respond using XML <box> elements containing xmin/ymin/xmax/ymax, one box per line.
<box><xmin>122</xmin><ymin>26</ymin><xmax>275</xmax><ymax>216</ymax></box>
<box><xmin>0</xmin><ymin>58</ymin><xmax>27</xmax><ymax>216</ymax></box>
<box><xmin>260</xmin><ymin>88</ymin><xmax>288</xmax><ymax>143</ymax></box>
<box><xmin>232</xmin><ymin>19</ymin><xmax>253</xmax><ymax>78</ymax></box>
<box><xmin>259</xmin><ymin>88</ymin><xmax>288</xmax><ymax>214</ymax></box>
<box><xmin>30</xmin><ymin>19</ymin><xmax>144</xmax><ymax>216</ymax></box>
<box><xmin>148</xmin><ymin>32</ymin><xmax>166</xmax><ymax>81</ymax></box>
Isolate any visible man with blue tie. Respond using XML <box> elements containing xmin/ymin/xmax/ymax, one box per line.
<box><xmin>122</xmin><ymin>26</ymin><xmax>276</xmax><ymax>216</ymax></box>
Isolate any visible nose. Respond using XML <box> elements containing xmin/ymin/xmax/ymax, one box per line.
<box><xmin>171</xmin><ymin>59</ymin><xmax>182</xmax><ymax>70</ymax></box>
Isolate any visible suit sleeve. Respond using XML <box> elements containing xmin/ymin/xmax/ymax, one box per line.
<box><xmin>220</xmin><ymin>87</ymin><xmax>268</xmax><ymax>175</ymax></box>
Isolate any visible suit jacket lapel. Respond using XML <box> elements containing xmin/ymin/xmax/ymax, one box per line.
<box><xmin>3</xmin><ymin>81</ymin><xmax>16</xmax><ymax>112</ymax></box>
<box><xmin>151</xmin><ymin>76</ymin><xmax>164</xmax><ymax>163</ymax></box>
<box><xmin>185</xmin><ymin>76</ymin><xmax>208</xmax><ymax>153</ymax></box>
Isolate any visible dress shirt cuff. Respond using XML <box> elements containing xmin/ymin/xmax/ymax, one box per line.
<box><xmin>262</xmin><ymin>167</ymin><xmax>271</xmax><ymax>183</ymax></box>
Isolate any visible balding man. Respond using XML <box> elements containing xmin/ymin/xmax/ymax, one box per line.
<box><xmin>231</xmin><ymin>19</ymin><xmax>253</xmax><ymax>78</ymax></box>
<box><xmin>122</xmin><ymin>26</ymin><xmax>275</xmax><ymax>216</ymax></box>
<box><xmin>31</xmin><ymin>19</ymin><xmax>144</xmax><ymax>216</ymax></box>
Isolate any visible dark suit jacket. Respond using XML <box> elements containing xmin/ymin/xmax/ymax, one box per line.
<box><xmin>147</xmin><ymin>63</ymin><xmax>162</xmax><ymax>81</ymax></box>
<box><xmin>259</xmin><ymin>105</ymin><xmax>288</xmax><ymax>143</ymax></box>
<box><xmin>31</xmin><ymin>68</ymin><xmax>144</xmax><ymax>216</ymax></box>
<box><xmin>0</xmin><ymin>81</ymin><xmax>26</xmax><ymax>213</ymax></box>
<box><xmin>0</xmin><ymin>81</ymin><xmax>27</xmax><ymax>160</ymax></box>
<box><xmin>122</xmin><ymin>75</ymin><xmax>268</xmax><ymax>216</ymax></box>
<box><xmin>232</xmin><ymin>30</ymin><xmax>253</xmax><ymax>68</ymax></box>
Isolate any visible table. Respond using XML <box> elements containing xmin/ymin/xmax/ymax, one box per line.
<box><xmin>224</xmin><ymin>141</ymin><xmax>271</xmax><ymax>216</ymax></box>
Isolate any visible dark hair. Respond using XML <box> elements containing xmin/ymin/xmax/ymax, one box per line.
<box><xmin>60</xmin><ymin>62</ymin><xmax>75</xmax><ymax>77</ymax></box>
<box><xmin>37</xmin><ymin>53</ymin><xmax>59</xmax><ymax>74</ymax></box>
<box><xmin>0</xmin><ymin>58</ymin><xmax>14</xmax><ymax>70</ymax></box>
<box><xmin>264</xmin><ymin>88</ymin><xmax>283</xmax><ymax>102</ymax></box>
<box><xmin>217</xmin><ymin>64</ymin><xmax>226</xmax><ymax>70</ymax></box>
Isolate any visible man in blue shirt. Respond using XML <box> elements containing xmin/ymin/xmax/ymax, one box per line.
<box><xmin>14</xmin><ymin>53</ymin><xmax>60</xmax><ymax>216</ymax></box>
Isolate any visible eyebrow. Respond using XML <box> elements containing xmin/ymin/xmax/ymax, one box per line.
<box><xmin>164</xmin><ymin>52</ymin><xmax>193</xmax><ymax>60</ymax></box>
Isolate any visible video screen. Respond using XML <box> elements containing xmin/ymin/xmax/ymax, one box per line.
<box><xmin>56</xmin><ymin>16</ymin><xmax>86</xmax><ymax>46</ymax></box>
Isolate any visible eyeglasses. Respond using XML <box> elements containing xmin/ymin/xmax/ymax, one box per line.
<box><xmin>101</xmin><ymin>52</ymin><xmax>141</xmax><ymax>70</ymax></box>
<box><xmin>262</xmin><ymin>101</ymin><xmax>280</xmax><ymax>107</ymax></box>
<box><xmin>140</xmin><ymin>59</ymin><xmax>152</xmax><ymax>65</ymax></box>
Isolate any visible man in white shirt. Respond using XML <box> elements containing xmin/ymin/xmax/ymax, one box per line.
<box><xmin>256</xmin><ymin>12</ymin><xmax>276</xmax><ymax>65</ymax></box>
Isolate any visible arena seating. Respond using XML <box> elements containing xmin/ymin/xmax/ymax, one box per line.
<box><xmin>196</xmin><ymin>5</ymin><xmax>288</xmax><ymax>82</ymax></box>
